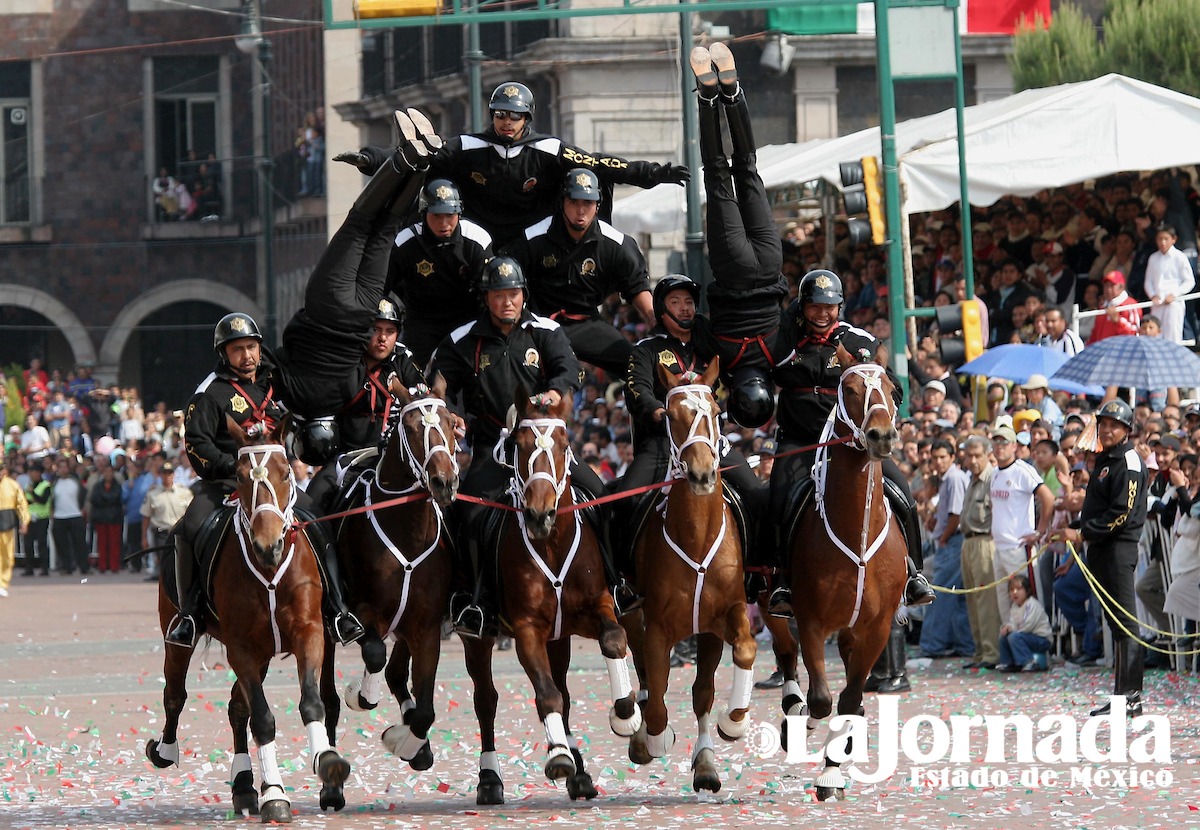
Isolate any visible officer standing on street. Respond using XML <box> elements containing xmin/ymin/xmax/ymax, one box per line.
<box><xmin>389</xmin><ymin>178</ymin><xmax>493</xmax><ymax>367</ymax></box>
<box><xmin>501</xmin><ymin>167</ymin><xmax>653</xmax><ymax>377</ymax></box>
<box><xmin>1050</xmin><ymin>399</ymin><xmax>1147</xmax><ymax>716</ymax></box>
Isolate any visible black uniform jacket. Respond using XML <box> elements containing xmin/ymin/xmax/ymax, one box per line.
<box><xmin>428</xmin><ymin>127</ymin><xmax>674</xmax><ymax>247</ymax></box>
<box><xmin>625</xmin><ymin>327</ymin><xmax>714</xmax><ymax>447</ymax></box>
<box><xmin>184</xmin><ymin>356</ymin><xmax>286</xmax><ymax>481</ymax></box>
<box><xmin>431</xmin><ymin>309</ymin><xmax>583</xmax><ymax>446</ymax></box>
<box><xmin>389</xmin><ymin>218</ymin><xmax>492</xmax><ymax>332</ymax></box>
<box><xmin>1081</xmin><ymin>438</ymin><xmax>1146</xmax><ymax>546</ymax></box>
<box><xmin>337</xmin><ymin>346</ymin><xmax>428</xmax><ymax>452</ymax></box>
<box><xmin>501</xmin><ymin>213</ymin><xmax>649</xmax><ymax>319</ymax></box>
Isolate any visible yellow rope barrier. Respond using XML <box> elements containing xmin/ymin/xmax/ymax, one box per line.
<box><xmin>928</xmin><ymin>543</ymin><xmax>1044</xmax><ymax>595</ymax></box>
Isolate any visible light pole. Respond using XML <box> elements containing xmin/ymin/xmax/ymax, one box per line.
<box><xmin>237</xmin><ymin>0</ymin><xmax>276</xmax><ymax>347</ymax></box>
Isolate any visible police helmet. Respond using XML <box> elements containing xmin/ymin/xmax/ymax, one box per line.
<box><xmin>419</xmin><ymin>179</ymin><xmax>463</xmax><ymax>215</ymax></box>
<box><xmin>489</xmin><ymin>82</ymin><xmax>535</xmax><ymax>118</ymax></box>
<box><xmin>213</xmin><ymin>312</ymin><xmax>262</xmax><ymax>358</ymax></box>
<box><xmin>799</xmin><ymin>269</ymin><xmax>844</xmax><ymax>306</ymax></box>
<box><xmin>295</xmin><ymin>417</ymin><xmax>340</xmax><ymax>466</ymax></box>
<box><xmin>1096</xmin><ymin>399</ymin><xmax>1134</xmax><ymax>429</ymax></box>
<box><xmin>563</xmin><ymin>168</ymin><xmax>602</xmax><ymax>203</ymax></box>
<box><xmin>480</xmin><ymin>256</ymin><xmax>527</xmax><ymax>293</ymax></box>
<box><xmin>727</xmin><ymin>366</ymin><xmax>776</xmax><ymax>428</ymax></box>
<box><xmin>374</xmin><ymin>296</ymin><xmax>403</xmax><ymax>326</ymax></box>
<box><xmin>653</xmin><ymin>274</ymin><xmax>701</xmax><ymax>321</ymax></box>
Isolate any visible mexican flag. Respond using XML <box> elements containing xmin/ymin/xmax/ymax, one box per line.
<box><xmin>767</xmin><ymin>0</ymin><xmax>1051</xmax><ymax>36</ymax></box>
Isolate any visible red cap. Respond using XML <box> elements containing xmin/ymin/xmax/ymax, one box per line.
<box><xmin>1103</xmin><ymin>270</ymin><xmax>1126</xmax><ymax>285</ymax></box>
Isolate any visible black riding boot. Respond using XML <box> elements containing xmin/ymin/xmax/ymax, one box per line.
<box><xmin>721</xmin><ymin>91</ymin><xmax>756</xmax><ymax>167</ymax></box>
<box><xmin>592</xmin><ymin>507</ymin><xmax>641</xmax><ymax>616</ymax></box>
<box><xmin>882</xmin><ymin>480</ymin><xmax>936</xmax><ymax>607</ymax></box>
<box><xmin>864</xmin><ymin>646</ymin><xmax>889</xmax><ymax>693</ymax></box>
<box><xmin>350</xmin><ymin>112</ymin><xmax>430</xmax><ymax>217</ymax></box>
<box><xmin>165</xmin><ymin>536</ymin><xmax>204</xmax><ymax>647</ymax></box>
<box><xmin>878</xmin><ymin>622</ymin><xmax>912</xmax><ymax>693</ymax></box>
<box><xmin>1090</xmin><ymin>639</ymin><xmax>1144</xmax><ymax>716</ymax></box>
<box><xmin>696</xmin><ymin>88</ymin><xmax>731</xmax><ymax>189</ymax></box>
<box><xmin>450</xmin><ymin>538</ymin><xmax>497</xmax><ymax>639</ymax></box>
<box><xmin>320</xmin><ymin>543</ymin><xmax>365</xmax><ymax>645</ymax></box>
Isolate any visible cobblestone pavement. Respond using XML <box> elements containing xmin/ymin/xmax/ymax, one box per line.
<box><xmin>2</xmin><ymin>572</ymin><xmax>1198</xmax><ymax>829</ymax></box>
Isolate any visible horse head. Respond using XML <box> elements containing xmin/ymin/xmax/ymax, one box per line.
<box><xmin>227</xmin><ymin>414</ymin><xmax>295</xmax><ymax>568</ymax></box>
<box><xmin>510</xmin><ymin>385</ymin><xmax>572</xmax><ymax>540</ymax></box>
<box><xmin>659</xmin><ymin>357</ymin><xmax>723</xmax><ymax>495</ymax></box>
<box><xmin>834</xmin><ymin>341</ymin><xmax>898</xmax><ymax>460</ymax></box>
<box><xmin>388</xmin><ymin>373</ymin><xmax>460</xmax><ymax>508</ymax></box>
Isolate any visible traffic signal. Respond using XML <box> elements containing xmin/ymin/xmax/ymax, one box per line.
<box><xmin>936</xmin><ymin>300</ymin><xmax>985</xmax><ymax>367</ymax></box>
<box><xmin>839</xmin><ymin>156</ymin><xmax>886</xmax><ymax>246</ymax></box>
<box><xmin>355</xmin><ymin>0</ymin><xmax>441</xmax><ymax>18</ymax></box>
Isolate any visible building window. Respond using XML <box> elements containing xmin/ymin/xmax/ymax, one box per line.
<box><xmin>153</xmin><ymin>56</ymin><xmax>220</xmax><ymax>185</ymax></box>
<box><xmin>0</xmin><ymin>61</ymin><xmax>31</xmax><ymax>225</ymax></box>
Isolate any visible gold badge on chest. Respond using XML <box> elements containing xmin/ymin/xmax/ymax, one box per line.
<box><xmin>479</xmin><ymin>354</ymin><xmax>492</xmax><ymax>370</ymax></box>
<box><xmin>658</xmin><ymin>350</ymin><xmax>677</xmax><ymax>367</ymax></box>
<box><xmin>472</xmin><ymin>171</ymin><xmax>486</xmax><ymax>185</ymax></box>
<box><xmin>416</xmin><ymin>259</ymin><xmax>434</xmax><ymax>277</ymax></box>
<box><xmin>230</xmin><ymin>394</ymin><xmax>248</xmax><ymax>414</ymax></box>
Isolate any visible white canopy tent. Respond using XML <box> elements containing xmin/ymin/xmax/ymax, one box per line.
<box><xmin>613</xmin><ymin>74</ymin><xmax>1200</xmax><ymax>234</ymax></box>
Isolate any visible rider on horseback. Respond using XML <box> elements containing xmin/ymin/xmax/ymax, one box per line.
<box><xmin>618</xmin><ymin>274</ymin><xmax>768</xmax><ymax>597</ymax></box>
<box><xmin>765</xmin><ymin>270</ymin><xmax>937</xmax><ymax>617</ymax></box>
<box><xmin>168</xmin><ymin>109</ymin><xmax>443</xmax><ymax>648</ymax></box>
<box><xmin>432</xmin><ymin>256</ymin><xmax>626</xmax><ymax>637</ymax></box>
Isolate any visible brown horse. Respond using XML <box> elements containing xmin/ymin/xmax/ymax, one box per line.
<box><xmin>336</xmin><ymin>383</ymin><xmax>459</xmax><ymax>770</ymax></box>
<box><xmin>146</xmin><ymin>416</ymin><xmax>351</xmax><ymax>823</ymax></box>
<box><xmin>761</xmin><ymin>343</ymin><xmax>907</xmax><ymax>801</ymax></box>
<box><xmin>623</xmin><ymin>358</ymin><xmax>756</xmax><ymax>792</ymax></box>
<box><xmin>461</xmin><ymin>388</ymin><xmax>642</xmax><ymax>805</ymax></box>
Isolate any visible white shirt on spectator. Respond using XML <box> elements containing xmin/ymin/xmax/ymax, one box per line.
<box><xmin>989</xmin><ymin>460</ymin><xmax>1044</xmax><ymax>548</ymax></box>
<box><xmin>52</xmin><ymin>476</ymin><xmax>84</xmax><ymax>519</ymax></box>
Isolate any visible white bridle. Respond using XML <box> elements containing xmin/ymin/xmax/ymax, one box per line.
<box><xmin>235</xmin><ymin>443</ymin><xmax>297</xmax><ymax>537</ymax></box>
<box><xmin>505</xmin><ymin>417</ymin><xmax>573</xmax><ymax>505</ymax></box>
<box><xmin>812</xmin><ymin>363</ymin><xmax>897</xmax><ymax>627</ymax></box>
<box><xmin>664</xmin><ymin>384</ymin><xmax>728</xmax><ymax>479</ymax></box>
<box><xmin>387</xmin><ymin>397</ymin><xmax>460</xmax><ymax>495</ymax></box>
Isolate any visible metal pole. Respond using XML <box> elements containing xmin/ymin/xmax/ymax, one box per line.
<box><xmin>466</xmin><ymin>2</ymin><xmax>483</xmax><ymax>132</ymax></box>
<box><xmin>259</xmin><ymin>29</ymin><xmax>276</xmax><ymax>348</ymax></box>
<box><xmin>952</xmin><ymin>0</ymin><xmax>973</xmax><ymax>299</ymax></box>
<box><xmin>874</xmin><ymin>0</ymin><xmax>909</xmax><ymax>415</ymax></box>
<box><xmin>679</xmin><ymin>3</ymin><xmax>706</xmax><ymax>306</ymax></box>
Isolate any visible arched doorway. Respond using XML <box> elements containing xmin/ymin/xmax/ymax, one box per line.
<box><xmin>125</xmin><ymin>301</ymin><xmax>226</xmax><ymax>409</ymax></box>
<box><xmin>0</xmin><ymin>305</ymin><xmax>75</xmax><ymax>376</ymax></box>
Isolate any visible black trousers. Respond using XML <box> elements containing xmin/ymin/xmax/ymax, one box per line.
<box><xmin>558</xmin><ymin>318</ymin><xmax>633</xmax><ymax>380</ymax></box>
<box><xmin>52</xmin><ymin>516</ymin><xmax>88</xmax><ymax>574</ymax></box>
<box><xmin>24</xmin><ymin>518</ymin><xmax>49</xmax><ymax>573</ymax></box>
<box><xmin>1086</xmin><ymin>540</ymin><xmax>1138</xmax><ymax>642</ymax></box>
<box><xmin>282</xmin><ymin>200</ymin><xmax>410</xmax><ymax>418</ymax></box>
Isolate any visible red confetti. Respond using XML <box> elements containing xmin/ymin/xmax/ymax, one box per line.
<box><xmin>436</xmin><ymin>781</ymin><xmax>450</xmax><ymax>793</ymax></box>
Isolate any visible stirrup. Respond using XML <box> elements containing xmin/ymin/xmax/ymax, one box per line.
<box><xmin>332</xmin><ymin>612</ymin><xmax>365</xmax><ymax>645</ymax></box>
<box><xmin>165</xmin><ymin>614</ymin><xmax>200</xmax><ymax>648</ymax></box>
<box><xmin>905</xmin><ymin>574</ymin><xmax>936</xmax><ymax>607</ymax></box>
<box><xmin>613</xmin><ymin>582</ymin><xmax>643</xmax><ymax>616</ymax></box>
<box><xmin>452</xmin><ymin>605</ymin><xmax>487</xmax><ymax>640</ymax></box>
<box><xmin>767</xmin><ymin>586</ymin><xmax>794</xmax><ymax>619</ymax></box>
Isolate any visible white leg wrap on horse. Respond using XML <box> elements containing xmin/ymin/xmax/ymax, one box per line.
<box><xmin>256</xmin><ymin>741</ymin><xmax>285</xmax><ymax>789</ymax></box>
<box><xmin>718</xmin><ymin>706</ymin><xmax>748</xmax><ymax>740</ymax></box>
<box><xmin>153</xmin><ymin>737</ymin><xmax>179</xmax><ymax>764</ymax></box>
<box><xmin>692</xmin><ymin>732</ymin><xmax>715</xmax><ymax>764</ymax></box>
<box><xmin>382</xmin><ymin>723</ymin><xmax>428</xmax><ymax>761</ymax></box>
<box><xmin>782</xmin><ymin>680</ymin><xmax>803</xmax><ymax>712</ymax></box>
<box><xmin>543</xmin><ymin>712</ymin><xmax>569</xmax><ymax>749</ymax></box>
<box><xmin>815</xmin><ymin>765</ymin><xmax>846</xmax><ymax>789</ymax></box>
<box><xmin>307</xmin><ymin>721</ymin><xmax>332</xmax><ymax>773</ymax></box>
<box><xmin>361</xmin><ymin>671</ymin><xmax>384</xmax><ymax>706</ymax></box>
<box><xmin>480</xmin><ymin>750</ymin><xmax>501</xmax><ymax>776</ymax></box>
<box><xmin>645</xmin><ymin>726</ymin><xmax>676</xmax><ymax>758</ymax></box>
<box><xmin>605</xmin><ymin>656</ymin><xmax>633</xmax><ymax>699</ymax></box>
<box><xmin>637</xmin><ymin>689</ymin><xmax>649</xmax><ymax>704</ymax></box>
<box><xmin>231</xmin><ymin>752</ymin><xmax>253</xmax><ymax>778</ymax></box>
<box><xmin>730</xmin><ymin>666</ymin><xmax>753</xmax><ymax>710</ymax></box>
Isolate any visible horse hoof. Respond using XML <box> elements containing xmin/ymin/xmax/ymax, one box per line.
<box><xmin>145</xmin><ymin>739</ymin><xmax>176</xmax><ymax>769</ymax></box>
<box><xmin>319</xmin><ymin>783</ymin><xmax>346</xmax><ymax>812</ymax></box>
<box><xmin>409</xmin><ymin>741</ymin><xmax>435</xmax><ymax>771</ymax></box>
<box><xmin>692</xmin><ymin>748</ymin><xmax>721</xmax><ymax>792</ymax></box>
<box><xmin>232</xmin><ymin>770</ymin><xmax>259</xmax><ymax>815</ymax></box>
<box><xmin>566</xmin><ymin>772</ymin><xmax>598</xmax><ymax>801</ymax></box>
<box><xmin>315</xmin><ymin>750</ymin><xmax>351</xmax><ymax>787</ymax></box>
<box><xmin>476</xmin><ymin>769</ymin><xmax>505</xmax><ymax>805</ymax></box>
<box><xmin>716</xmin><ymin>709</ymin><xmax>747</xmax><ymax>742</ymax></box>
<box><xmin>815</xmin><ymin>786</ymin><xmax>841</xmax><ymax>802</ymax></box>
<box><xmin>609</xmin><ymin>704</ymin><xmax>642</xmax><ymax>737</ymax></box>
<box><xmin>343</xmin><ymin>679</ymin><xmax>375</xmax><ymax>712</ymax></box>
<box><xmin>544</xmin><ymin>749</ymin><xmax>576</xmax><ymax>781</ymax></box>
<box><xmin>628</xmin><ymin>724</ymin><xmax>652</xmax><ymax>766</ymax></box>
<box><xmin>259</xmin><ymin>798</ymin><xmax>292</xmax><ymax>823</ymax></box>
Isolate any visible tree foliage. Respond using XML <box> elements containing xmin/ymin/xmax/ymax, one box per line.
<box><xmin>1011</xmin><ymin>0</ymin><xmax>1200</xmax><ymax>98</ymax></box>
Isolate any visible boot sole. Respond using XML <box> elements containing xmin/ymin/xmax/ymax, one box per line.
<box><xmin>406</xmin><ymin>108</ymin><xmax>443</xmax><ymax>153</ymax></box>
<box><xmin>393</xmin><ymin>110</ymin><xmax>428</xmax><ymax>159</ymax></box>
<box><xmin>709</xmin><ymin>42</ymin><xmax>738</xmax><ymax>85</ymax></box>
<box><xmin>689</xmin><ymin>47</ymin><xmax>717</xmax><ymax>89</ymax></box>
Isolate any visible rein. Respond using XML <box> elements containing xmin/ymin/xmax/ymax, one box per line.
<box><xmin>812</xmin><ymin>363</ymin><xmax>896</xmax><ymax>627</ymax></box>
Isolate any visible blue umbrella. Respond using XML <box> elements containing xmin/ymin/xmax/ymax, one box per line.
<box><xmin>1050</xmin><ymin>335</ymin><xmax>1200</xmax><ymax>390</ymax></box>
<box><xmin>957</xmin><ymin>343</ymin><xmax>1104</xmax><ymax>396</ymax></box>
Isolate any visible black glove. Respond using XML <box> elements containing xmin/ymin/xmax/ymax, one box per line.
<box><xmin>332</xmin><ymin>146</ymin><xmax>388</xmax><ymax>176</ymax></box>
<box><xmin>659</xmin><ymin>163</ymin><xmax>691</xmax><ymax>186</ymax></box>
<box><xmin>332</xmin><ymin>151</ymin><xmax>372</xmax><ymax>171</ymax></box>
